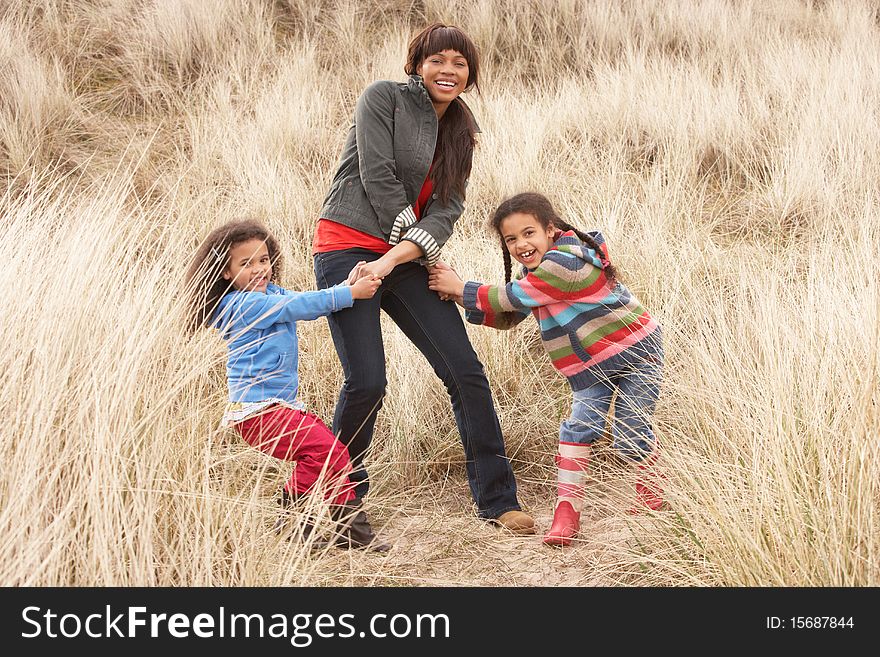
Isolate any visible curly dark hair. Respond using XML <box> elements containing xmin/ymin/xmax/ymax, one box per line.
<box><xmin>184</xmin><ymin>218</ymin><xmax>283</xmax><ymax>331</ymax></box>
<box><xmin>489</xmin><ymin>192</ymin><xmax>617</xmax><ymax>283</ymax></box>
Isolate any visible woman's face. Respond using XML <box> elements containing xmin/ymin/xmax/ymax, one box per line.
<box><xmin>417</xmin><ymin>49</ymin><xmax>469</xmax><ymax>112</ymax></box>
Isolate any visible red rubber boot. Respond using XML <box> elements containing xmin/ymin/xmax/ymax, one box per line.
<box><xmin>542</xmin><ymin>442</ymin><xmax>591</xmax><ymax>547</ymax></box>
<box><xmin>627</xmin><ymin>452</ymin><xmax>666</xmax><ymax>514</ymax></box>
<box><xmin>542</xmin><ymin>501</ymin><xmax>581</xmax><ymax>547</ymax></box>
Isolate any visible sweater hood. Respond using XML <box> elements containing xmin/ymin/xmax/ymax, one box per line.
<box><xmin>519</xmin><ymin>229</ymin><xmax>611</xmax><ymax>278</ymax></box>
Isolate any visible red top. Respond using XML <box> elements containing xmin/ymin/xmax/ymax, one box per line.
<box><xmin>313</xmin><ymin>175</ymin><xmax>435</xmax><ymax>254</ymax></box>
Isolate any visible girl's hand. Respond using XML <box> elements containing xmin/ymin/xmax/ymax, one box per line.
<box><xmin>350</xmin><ymin>274</ymin><xmax>381</xmax><ymax>300</ymax></box>
<box><xmin>432</xmin><ymin>260</ymin><xmax>454</xmax><ymax>273</ymax></box>
<box><xmin>428</xmin><ymin>260</ymin><xmax>460</xmax><ymax>302</ymax></box>
<box><xmin>428</xmin><ymin>265</ymin><xmax>465</xmax><ymax>301</ymax></box>
<box><xmin>346</xmin><ymin>261</ymin><xmax>367</xmax><ymax>285</ymax></box>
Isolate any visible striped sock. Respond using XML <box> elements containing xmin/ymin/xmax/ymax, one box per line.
<box><xmin>556</xmin><ymin>442</ymin><xmax>592</xmax><ymax>513</ymax></box>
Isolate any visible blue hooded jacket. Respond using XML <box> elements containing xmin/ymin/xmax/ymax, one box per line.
<box><xmin>212</xmin><ymin>283</ymin><xmax>353</xmax><ymax>404</ymax></box>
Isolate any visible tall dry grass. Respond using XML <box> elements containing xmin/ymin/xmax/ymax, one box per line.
<box><xmin>1</xmin><ymin>0</ymin><xmax>877</xmax><ymax>586</ymax></box>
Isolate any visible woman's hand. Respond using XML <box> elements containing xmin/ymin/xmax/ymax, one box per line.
<box><xmin>359</xmin><ymin>241</ymin><xmax>423</xmax><ymax>280</ymax></box>
<box><xmin>428</xmin><ymin>261</ymin><xmax>465</xmax><ymax>303</ymax></box>
<box><xmin>359</xmin><ymin>257</ymin><xmax>397</xmax><ymax>280</ymax></box>
<box><xmin>350</xmin><ymin>273</ymin><xmax>382</xmax><ymax>300</ymax></box>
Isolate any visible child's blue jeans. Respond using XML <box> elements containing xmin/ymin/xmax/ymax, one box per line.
<box><xmin>559</xmin><ymin>329</ymin><xmax>663</xmax><ymax>462</ymax></box>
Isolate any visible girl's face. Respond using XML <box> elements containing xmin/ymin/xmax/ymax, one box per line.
<box><xmin>417</xmin><ymin>49</ymin><xmax>469</xmax><ymax>112</ymax></box>
<box><xmin>499</xmin><ymin>212</ymin><xmax>557</xmax><ymax>270</ymax></box>
<box><xmin>223</xmin><ymin>238</ymin><xmax>272</xmax><ymax>293</ymax></box>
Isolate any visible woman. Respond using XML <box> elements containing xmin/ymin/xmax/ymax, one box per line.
<box><xmin>312</xmin><ymin>23</ymin><xmax>534</xmax><ymax>533</ymax></box>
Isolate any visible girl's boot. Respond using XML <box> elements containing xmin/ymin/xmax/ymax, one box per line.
<box><xmin>274</xmin><ymin>489</ymin><xmax>329</xmax><ymax>548</ymax></box>
<box><xmin>627</xmin><ymin>450</ymin><xmax>666</xmax><ymax>513</ymax></box>
<box><xmin>543</xmin><ymin>443</ymin><xmax>591</xmax><ymax>547</ymax></box>
<box><xmin>331</xmin><ymin>499</ymin><xmax>391</xmax><ymax>552</ymax></box>
<box><xmin>273</xmin><ymin>488</ymin><xmax>298</xmax><ymax>534</ymax></box>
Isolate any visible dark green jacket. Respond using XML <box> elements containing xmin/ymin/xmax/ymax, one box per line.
<box><xmin>318</xmin><ymin>75</ymin><xmax>475</xmax><ymax>265</ymax></box>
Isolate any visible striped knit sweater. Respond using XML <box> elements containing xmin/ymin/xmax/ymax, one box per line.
<box><xmin>462</xmin><ymin>230</ymin><xmax>659</xmax><ymax>392</ymax></box>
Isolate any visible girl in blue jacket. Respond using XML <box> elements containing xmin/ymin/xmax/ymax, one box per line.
<box><xmin>186</xmin><ymin>218</ymin><xmax>389</xmax><ymax>551</ymax></box>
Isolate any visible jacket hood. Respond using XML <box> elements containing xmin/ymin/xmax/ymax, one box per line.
<box><xmin>554</xmin><ymin>229</ymin><xmax>611</xmax><ymax>269</ymax></box>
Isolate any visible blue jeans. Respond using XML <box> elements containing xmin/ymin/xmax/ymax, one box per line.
<box><xmin>559</xmin><ymin>330</ymin><xmax>663</xmax><ymax>462</ymax></box>
<box><xmin>314</xmin><ymin>248</ymin><xmax>522</xmax><ymax>519</ymax></box>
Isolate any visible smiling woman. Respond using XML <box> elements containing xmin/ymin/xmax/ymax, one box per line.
<box><xmin>310</xmin><ymin>23</ymin><xmax>535</xmax><ymax>534</ymax></box>
<box><xmin>417</xmin><ymin>50</ymin><xmax>469</xmax><ymax>118</ymax></box>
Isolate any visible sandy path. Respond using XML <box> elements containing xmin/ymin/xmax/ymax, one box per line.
<box><xmin>308</xmin><ymin>475</ymin><xmax>662</xmax><ymax>587</ymax></box>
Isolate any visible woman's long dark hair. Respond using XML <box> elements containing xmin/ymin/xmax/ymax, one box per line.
<box><xmin>184</xmin><ymin>219</ymin><xmax>283</xmax><ymax>332</ymax></box>
<box><xmin>489</xmin><ymin>192</ymin><xmax>617</xmax><ymax>283</ymax></box>
<box><xmin>405</xmin><ymin>23</ymin><xmax>479</xmax><ymax>205</ymax></box>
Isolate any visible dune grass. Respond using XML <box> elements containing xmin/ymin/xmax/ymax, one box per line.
<box><xmin>0</xmin><ymin>0</ymin><xmax>877</xmax><ymax>586</ymax></box>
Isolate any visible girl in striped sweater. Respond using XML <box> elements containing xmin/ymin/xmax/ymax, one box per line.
<box><xmin>428</xmin><ymin>192</ymin><xmax>665</xmax><ymax>547</ymax></box>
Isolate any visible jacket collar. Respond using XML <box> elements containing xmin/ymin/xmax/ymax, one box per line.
<box><xmin>406</xmin><ymin>74</ymin><xmax>432</xmax><ymax>105</ymax></box>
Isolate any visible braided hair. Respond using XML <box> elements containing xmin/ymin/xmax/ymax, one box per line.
<box><xmin>488</xmin><ymin>192</ymin><xmax>616</xmax><ymax>283</ymax></box>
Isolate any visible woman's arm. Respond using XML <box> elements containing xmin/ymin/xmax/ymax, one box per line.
<box><xmin>399</xmin><ymin>181</ymin><xmax>468</xmax><ymax>267</ymax></box>
<box><xmin>399</xmin><ymin>101</ymin><xmax>477</xmax><ymax>266</ymax></box>
<box><xmin>358</xmin><ymin>241</ymin><xmax>423</xmax><ymax>279</ymax></box>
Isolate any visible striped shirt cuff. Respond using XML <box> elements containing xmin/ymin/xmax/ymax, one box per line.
<box><xmin>401</xmin><ymin>227</ymin><xmax>441</xmax><ymax>266</ymax></box>
<box><xmin>388</xmin><ymin>205</ymin><xmax>417</xmax><ymax>245</ymax></box>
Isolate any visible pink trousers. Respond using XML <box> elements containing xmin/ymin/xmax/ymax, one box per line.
<box><xmin>234</xmin><ymin>406</ymin><xmax>355</xmax><ymax>506</ymax></box>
